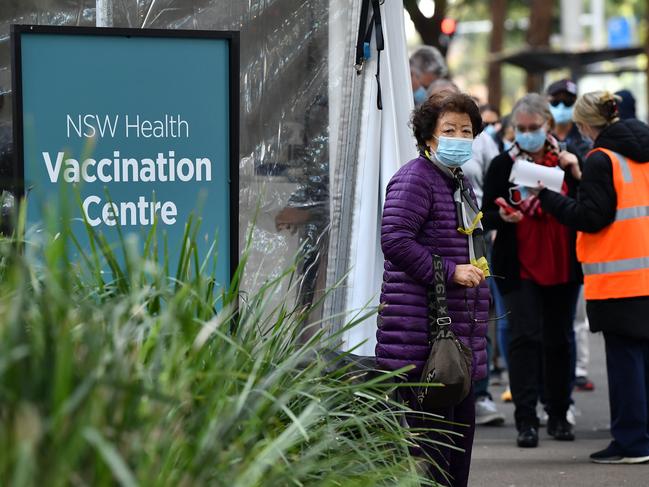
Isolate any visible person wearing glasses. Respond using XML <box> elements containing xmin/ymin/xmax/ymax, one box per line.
<box><xmin>378</xmin><ymin>92</ymin><xmax>490</xmax><ymax>486</ymax></box>
<box><xmin>547</xmin><ymin>79</ymin><xmax>592</xmax><ymax>160</ymax></box>
<box><xmin>482</xmin><ymin>93</ymin><xmax>583</xmax><ymax>448</ymax></box>
<box><xmin>547</xmin><ymin>79</ymin><xmax>595</xmax><ymax>396</ymax></box>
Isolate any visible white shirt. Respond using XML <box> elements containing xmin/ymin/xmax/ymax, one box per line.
<box><xmin>463</xmin><ymin>133</ymin><xmax>500</xmax><ymax>208</ymax></box>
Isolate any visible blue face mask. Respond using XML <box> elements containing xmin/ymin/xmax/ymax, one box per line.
<box><xmin>515</xmin><ymin>128</ymin><xmax>547</xmax><ymax>153</ymax></box>
<box><xmin>503</xmin><ymin>140</ymin><xmax>514</xmax><ymax>152</ymax></box>
<box><xmin>432</xmin><ymin>136</ymin><xmax>474</xmax><ymax>167</ymax></box>
<box><xmin>575</xmin><ymin>123</ymin><xmax>594</xmax><ymax>147</ymax></box>
<box><xmin>509</xmin><ymin>185</ymin><xmax>529</xmax><ymax>205</ymax></box>
<box><xmin>484</xmin><ymin>124</ymin><xmax>497</xmax><ymax>138</ymax></box>
<box><xmin>549</xmin><ymin>102</ymin><xmax>574</xmax><ymax>124</ymax></box>
<box><xmin>413</xmin><ymin>86</ymin><xmax>427</xmax><ymax>105</ymax></box>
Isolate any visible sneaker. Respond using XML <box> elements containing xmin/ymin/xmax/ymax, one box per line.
<box><xmin>567</xmin><ymin>404</ymin><xmax>579</xmax><ymax>426</ymax></box>
<box><xmin>575</xmin><ymin>376</ymin><xmax>595</xmax><ymax>391</ymax></box>
<box><xmin>475</xmin><ymin>396</ymin><xmax>506</xmax><ymax>426</ymax></box>
<box><xmin>501</xmin><ymin>387</ymin><xmax>512</xmax><ymax>402</ymax></box>
<box><xmin>547</xmin><ymin>417</ymin><xmax>575</xmax><ymax>441</ymax></box>
<box><xmin>517</xmin><ymin>425</ymin><xmax>539</xmax><ymax>448</ymax></box>
<box><xmin>538</xmin><ymin>406</ymin><xmax>548</xmax><ymax>427</ymax></box>
<box><xmin>540</xmin><ymin>405</ymin><xmax>576</xmax><ymax>427</ymax></box>
<box><xmin>590</xmin><ymin>444</ymin><xmax>649</xmax><ymax>464</ymax></box>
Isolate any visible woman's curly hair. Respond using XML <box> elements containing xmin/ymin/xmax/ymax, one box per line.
<box><xmin>411</xmin><ymin>92</ymin><xmax>482</xmax><ymax>151</ymax></box>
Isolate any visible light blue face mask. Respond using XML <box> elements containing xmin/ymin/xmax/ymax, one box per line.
<box><xmin>577</xmin><ymin>125</ymin><xmax>594</xmax><ymax>146</ymax></box>
<box><xmin>549</xmin><ymin>102</ymin><xmax>574</xmax><ymax>124</ymax></box>
<box><xmin>484</xmin><ymin>124</ymin><xmax>497</xmax><ymax>139</ymax></box>
<box><xmin>509</xmin><ymin>185</ymin><xmax>529</xmax><ymax>205</ymax></box>
<box><xmin>433</xmin><ymin>136</ymin><xmax>474</xmax><ymax>168</ymax></box>
<box><xmin>413</xmin><ymin>86</ymin><xmax>427</xmax><ymax>105</ymax></box>
<box><xmin>503</xmin><ymin>140</ymin><xmax>514</xmax><ymax>152</ymax></box>
<box><xmin>515</xmin><ymin>128</ymin><xmax>547</xmax><ymax>153</ymax></box>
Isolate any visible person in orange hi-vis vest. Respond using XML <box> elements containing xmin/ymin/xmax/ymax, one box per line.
<box><xmin>537</xmin><ymin>90</ymin><xmax>649</xmax><ymax>465</ymax></box>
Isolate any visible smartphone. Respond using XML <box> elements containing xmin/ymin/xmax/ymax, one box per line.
<box><xmin>495</xmin><ymin>197</ymin><xmax>517</xmax><ymax>215</ymax></box>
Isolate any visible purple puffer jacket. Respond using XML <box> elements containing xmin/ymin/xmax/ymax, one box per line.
<box><xmin>376</xmin><ymin>155</ymin><xmax>490</xmax><ymax>381</ymax></box>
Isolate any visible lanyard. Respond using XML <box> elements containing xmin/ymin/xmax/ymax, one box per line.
<box><xmin>355</xmin><ymin>0</ymin><xmax>384</xmax><ymax>109</ymax></box>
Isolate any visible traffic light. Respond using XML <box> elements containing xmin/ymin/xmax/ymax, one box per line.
<box><xmin>439</xmin><ymin>18</ymin><xmax>457</xmax><ymax>48</ymax></box>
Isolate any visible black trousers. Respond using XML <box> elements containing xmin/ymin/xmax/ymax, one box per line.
<box><xmin>401</xmin><ymin>386</ymin><xmax>476</xmax><ymax>487</ymax></box>
<box><xmin>603</xmin><ymin>332</ymin><xmax>649</xmax><ymax>456</ymax></box>
<box><xmin>503</xmin><ymin>280</ymin><xmax>580</xmax><ymax>430</ymax></box>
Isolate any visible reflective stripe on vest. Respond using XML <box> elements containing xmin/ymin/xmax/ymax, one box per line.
<box><xmin>577</xmin><ymin>147</ymin><xmax>649</xmax><ymax>300</ymax></box>
<box><xmin>616</xmin><ymin>152</ymin><xmax>633</xmax><ymax>183</ymax></box>
<box><xmin>616</xmin><ymin>205</ymin><xmax>649</xmax><ymax>221</ymax></box>
<box><xmin>582</xmin><ymin>256</ymin><xmax>649</xmax><ymax>276</ymax></box>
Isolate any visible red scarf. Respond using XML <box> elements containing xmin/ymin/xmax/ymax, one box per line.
<box><xmin>511</xmin><ymin>138</ymin><xmax>572</xmax><ymax>285</ymax></box>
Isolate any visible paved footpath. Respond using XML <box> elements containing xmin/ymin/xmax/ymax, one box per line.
<box><xmin>469</xmin><ymin>332</ymin><xmax>648</xmax><ymax>487</ymax></box>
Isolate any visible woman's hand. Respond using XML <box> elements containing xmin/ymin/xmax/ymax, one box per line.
<box><xmin>499</xmin><ymin>207</ymin><xmax>523</xmax><ymax>223</ymax></box>
<box><xmin>275</xmin><ymin>207</ymin><xmax>311</xmax><ymax>234</ymax></box>
<box><xmin>558</xmin><ymin>150</ymin><xmax>582</xmax><ymax>180</ymax></box>
<box><xmin>453</xmin><ymin>264</ymin><xmax>485</xmax><ymax>288</ymax></box>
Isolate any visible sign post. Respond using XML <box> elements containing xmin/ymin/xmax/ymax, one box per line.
<box><xmin>11</xmin><ymin>25</ymin><xmax>239</xmax><ymax>287</ymax></box>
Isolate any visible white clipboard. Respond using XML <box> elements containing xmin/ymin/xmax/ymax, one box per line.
<box><xmin>509</xmin><ymin>159</ymin><xmax>565</xmax><ymax>192</ymax></box>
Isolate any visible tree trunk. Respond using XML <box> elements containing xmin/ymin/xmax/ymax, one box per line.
<box><xmin>403</xmin><ymin>0</ymin><xmax>449</xmax><ymax>55</ymax></box>
<box><xmin>526</xmin><ymin>0</ymin><xmax>554</xmax><ymax>92</ymax></box>
<box><xmin>488</xmin><ymin>0</ymin><xmax>507</xmax><ymax>109</ymax></box>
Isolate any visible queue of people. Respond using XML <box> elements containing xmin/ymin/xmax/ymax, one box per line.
<box><xmin>376</xmin><ymin>44</ymin><xmax>649</xmax><ymax>485</ymax></box>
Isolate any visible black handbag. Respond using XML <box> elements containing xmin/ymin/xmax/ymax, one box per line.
<box><xmin>416</xmin><ymin>255</ymin><xmax>473</xmax><ymax>411</ymax></box>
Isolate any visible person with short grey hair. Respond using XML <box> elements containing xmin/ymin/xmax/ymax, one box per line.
<box><xmin>410</xmin><ymin>46</ymin><xmax>448</xmax><ymax>106</ymax></box>
<box><xmin>482</xmin><ymin>92</ymin><xmax>583</xmax><ymax>449</ymax></box>
<box><xmin>511</xmin><ymin>92</ymin><xmax>553</xmax><ymax>123</ymax></box>
<box><xmin>425</xmin><ymin>78</ymin><xmax>458</xmax><ymax>98</ymax></box>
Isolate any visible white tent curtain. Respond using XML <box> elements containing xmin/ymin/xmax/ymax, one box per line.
<box><xmin>342</xmin><ymin>0</ymin><xmax>416</xmax><ymax>356</ymax></box>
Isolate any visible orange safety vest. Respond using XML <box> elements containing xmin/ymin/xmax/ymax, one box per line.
<box><xmin>576</xmin><ymin>148</ymin><xmax>649</xmax><ymax>300</ymax></box>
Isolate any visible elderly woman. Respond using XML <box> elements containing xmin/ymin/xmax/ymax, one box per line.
<box><xmin>377</xmin><ymin>92</ymin><xmax>490</xmax><ymax>486</ymax></box>
<box><xmin>482</xmin><ymin>93</ymin><xmax>582</xmax><ymax>448</ymax></box>
<box><xmin>538</xmin><ymin>91</ymin><xmax>649</xmax><ymax>464</ymax></box>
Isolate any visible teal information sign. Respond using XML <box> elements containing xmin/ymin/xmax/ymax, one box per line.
<box><xmin>12</xmin><ymin>25</ymin><xmax>239</xmax><ymax>286</ymax></box>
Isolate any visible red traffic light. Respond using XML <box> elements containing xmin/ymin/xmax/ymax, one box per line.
<box><xmin>441</xmin><ymin>18</ymin><xmax>457</xmax><ymax>35</ymax></box>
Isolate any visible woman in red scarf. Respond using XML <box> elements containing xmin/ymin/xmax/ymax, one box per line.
<box><xmin>482</xmin><ymin>93</ymin><xmax>583</xmax><ymax>448</ymax></box>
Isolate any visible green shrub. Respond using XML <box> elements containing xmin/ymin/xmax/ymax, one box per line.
<box><xmin>0</xmin><ymin>206</ymin><xmax>438</xmax><ymax>486</ymax></box>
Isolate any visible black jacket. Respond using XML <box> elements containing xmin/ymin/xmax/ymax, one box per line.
<box><xmin>539</xmin><ymin>119</ymin><xmax>649</xmax><ymax>339</ymax></box>
<box><xmin>555</xmin><ymin>123</ymin><xmax>592</xmax><ymax>161</ymax></box>
<box><xmin>482</xmin><ymin>143</ymin><xmax>583</xmax><ymax>295</ymax></box>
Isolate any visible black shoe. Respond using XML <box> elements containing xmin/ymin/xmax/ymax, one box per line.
<box><xmin>517</xmin><ymin>426</ymin><xmax>538</xmax><ymax>448</ymax></box>
<box><xmin>590</xmin><ymin>443</ymin><xmax>649</xmax><ymax>464</ymax></box>
<box><xmin>547</xmin><ymin>417</ymin><xmax>575</xmax><ymax>441</ymax></box>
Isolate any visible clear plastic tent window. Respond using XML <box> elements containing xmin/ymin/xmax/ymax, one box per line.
<box><xmin>0</xmin><ymin>1</ymin><xmax>352</xmax><ymax>324</ymax></box>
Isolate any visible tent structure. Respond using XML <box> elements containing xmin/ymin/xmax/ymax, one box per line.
<box><xmin>495</xmin><ymin>45</ymin><xmax>645</xmax><ymax>78</ymax></box>
<box><xmin>495</xmin><ymin>44</ymin><xmax>648</xmax><ymax>119</ymax></box>
<box><xmin>1</xmin><ymin>1</ymin><xmax>416</xmax><ymax>357</ymax></box>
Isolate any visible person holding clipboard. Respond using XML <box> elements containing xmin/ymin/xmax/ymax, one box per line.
<box><xmin>537</xmin><ymin>91</ymin><xmax>649</xmax><ymax>464</ymax></box>
<box><xmin>482</xmin><ymin>93</ymin><xmax>583</xmax><ymax>448</ymax></box>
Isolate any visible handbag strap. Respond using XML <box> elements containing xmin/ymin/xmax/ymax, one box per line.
<box><xmin>428</xmin><ymin>255</ymin><xmax>452</xmax><ymax>344</ymax></box>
